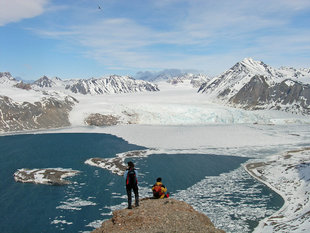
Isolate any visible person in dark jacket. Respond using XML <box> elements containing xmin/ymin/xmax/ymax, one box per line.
<box><xmin>123</xmin><ymin>161</ymin><xmax>139</xmax><ymax>209</ymax></box>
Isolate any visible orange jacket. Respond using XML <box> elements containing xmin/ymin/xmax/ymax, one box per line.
<box><xmin>152</xmin><ymin>182</ymin><xmax>167</xmax><ymax>199</ymax></box>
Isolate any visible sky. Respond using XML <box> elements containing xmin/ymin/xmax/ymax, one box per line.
<box><xmin>0</xmin><ymin>0</ymin><xmax>310</xmax><ymax>81</ymax></box>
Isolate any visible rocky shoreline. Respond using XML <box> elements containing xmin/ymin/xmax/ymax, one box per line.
<box><xmin>244</xmin><ymin>147</ymin><xmax>310</xmax><ymax>232</ymax></box>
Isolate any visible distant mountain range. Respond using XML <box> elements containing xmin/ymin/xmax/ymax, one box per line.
<box><xmin>0</xmin><ymin>73</ymin><xmax>160</xmax><ymax>132</ymax></box>
<box><xmin>1</xmin><ymin>58</ymin><xmax>310</xmax><ymax>132</ymax></box>
<box><xmin>135</xmin><ymin>69</ymin><xmax>210</xmax><ymax>88</ymax></box>
<box><xmin>199</xmin><ymin>58</ymin><xmax>310</xmax><ymax>114</ymax></box>
<box><xmin>32</xmin><ymin>75</ymin><xmax>160</xmax><ymax>94</ymax></box>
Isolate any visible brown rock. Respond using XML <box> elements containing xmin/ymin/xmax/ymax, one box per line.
<box><xmin>92</xmin><ymin>198</ymin><xmax>225</xmax><ymax>233</ymax></box>
<box><xmin>85</xmin><ymin>113</ymin><xmax>120</xmax><ymax>126</ymax></box>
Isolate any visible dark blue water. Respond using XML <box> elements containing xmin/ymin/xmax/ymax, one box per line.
<box><xmin>0</xmin><ymin>133</ymin><xmax>283</xmax><ymax>233</ymax></box>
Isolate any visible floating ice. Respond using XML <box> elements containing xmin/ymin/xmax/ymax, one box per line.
<box><xmin>56</xmin><ymin>197</ymin><xmax>97</xmax><ymax>211</ymax></box>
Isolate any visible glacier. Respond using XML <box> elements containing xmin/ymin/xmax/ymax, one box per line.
<box><xmin>1</xmin><ymin>59</ymin><xmax>310</xmax><ymax>232</ymax></box>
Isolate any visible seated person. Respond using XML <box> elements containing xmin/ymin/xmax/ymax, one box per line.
<box><xmin>152</xmin><ymin>177</ymin><xmax>169</xmax><ymax>199</ymax></box>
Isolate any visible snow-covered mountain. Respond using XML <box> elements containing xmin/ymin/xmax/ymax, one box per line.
<box><xmin>198</xmin><ymin>58</ymin><xmax>310</xmax><ymax>114</ymax></box>
<box><xmin>0</xmin><ymin>72</ymin><xmax>160</xmax><ymax>132</ymax></box>
<box><xmin>165</xmin><ymin>73</ymin><xmax>210</xmax><ymax>88</ymax></box>
<box><xmin>135</xmin><ymin>69</ymin><xmax>190</xmax><ymax>81</ymax></box>
<box><xmin>0</xmin><ymin>73</ymin><xmax>75</xmax><ymax>132</ymax></box>
<box><xmin>31</xmin><ymin>75</ymin><xmax>159</xmax><ymax>95</ymax></box>
<box><xmin>0</xmin><ymin>72</ymin><xmax>19</xmax><ymax>86</ymax></box>
<box><xmin>33</xmin><ymin>76</ymin><xmax>62</xmax><ymax>88</ymax></box>
<box><xmin>1</xmin><ymin>59</ymin><xmax>310</xmax><ymax>133</ymax></box>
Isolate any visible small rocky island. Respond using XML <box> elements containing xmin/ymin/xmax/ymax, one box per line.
<box><xmin>92</xmin><ymin>198</ymin><xmax>225</xmax><ymax>233</ymax></box>
<box><xmin>85</xmin><ymin>150</ymin><xmax>150</xmax><ymax>176</ymax></box>
<box><xmin>14</xmin><ymin>168</ymin><xmax>79</xmax><ymax>185</ymax></box>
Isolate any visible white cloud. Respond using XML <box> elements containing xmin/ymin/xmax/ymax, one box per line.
<box><xmin>27</xmin><ymin>0</ymin><xmax>310</xmax><ymax>74</ymax></box>
<box><xmin>0</xmin><ymin>0</ymin><xmax>49</xmax><ymax>26</ymax></box>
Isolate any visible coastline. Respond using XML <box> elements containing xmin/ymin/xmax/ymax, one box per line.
<box><xmin>2</xmin><ymin>125</ymin><xmax>310</xmax><ymax>232</ymax></box>
<box><xmin>244</xmin><ymin>148</ymin><xmax>310</xmax><ymax>233</ymax></box>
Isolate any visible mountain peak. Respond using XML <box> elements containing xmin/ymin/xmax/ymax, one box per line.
<box><xmin>34</xmin><ymin>75</ymin><xmax>56</xmax><ymax>88</ymax></box>
<box><xmin>241</xmin><ymin>57</ymin><xmax>256</xmax><ymax>64</ymax></box>
<box><xmin>0</xmin><ymin>72</ymin><xmax>19</xmax><ymax>86</ymax></box>
<box><xmin>199</xmin><ymin>58</ymin><xmax>310</xmax><ymax>114</ymax></box>
<box><xmin>0</xmin><ymin>72</ymin><xmax>13</xmax><ymax>79</ymax></box>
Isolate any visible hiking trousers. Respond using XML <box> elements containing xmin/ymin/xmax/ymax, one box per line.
<box><xmin>126</xmin><ymin>184</ymin><xmax>139</xmax><ymax>208</ymax></box>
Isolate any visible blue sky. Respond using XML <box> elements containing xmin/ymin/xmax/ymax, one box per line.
<box><xmin>0</xmin><ymin>0</ymin><xmax>310</xmax><ymax>80</ymax></box>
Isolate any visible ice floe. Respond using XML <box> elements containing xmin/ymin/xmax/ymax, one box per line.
<box><xmin>56</xmin><ymin>197</ymin><xmax>97</xmax><ymax>211</ymax></box>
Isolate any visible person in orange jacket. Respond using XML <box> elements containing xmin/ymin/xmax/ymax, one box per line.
<box><xmin>152</xmin><ymin>177</ymin><xmax>169</xmax><ymax>199</ymax></box>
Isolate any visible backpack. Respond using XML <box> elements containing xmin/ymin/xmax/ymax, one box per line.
<box><xmin>153</xmin><ymin>184</ymin><xmax>162</xmax><ymax>198</ymax></box>
<box><xmin>126</xmin><ymin>169</ymin><xmax>137</xmax><ymax>186</ymax></box>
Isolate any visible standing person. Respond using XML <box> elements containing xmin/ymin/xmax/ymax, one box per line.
<box><xmin>152</xmin><ymin>177</ymin><xmax>169</xmax><ymax>199</ymax></box>
<box><xmin>124</xmin><ymin>161</ymin><xmax>139</xmax><ymax>209</ymax></box>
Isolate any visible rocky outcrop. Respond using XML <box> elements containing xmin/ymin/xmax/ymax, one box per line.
<box><xmin>92</xmin><ymin>198</ymin><xmax>225</xmax><ymax>233</ymax></box>
<box><xmin>84</xmin><ymin>113</ymin><xmax>120</xmax><ymax>126</ymax></box>
<box><xmin>14</xmin><ymin>81</ymin><xmax>32</xmax><ymax>90</ymax></box>
<box><xmin>0</xmin><ymin>95</ymin><xmax>77</xmax><ymax>132</ymax></box>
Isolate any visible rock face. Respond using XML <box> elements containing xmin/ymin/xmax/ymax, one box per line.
<box><xmin>92</xmin><ymin>198</ymin><xmax>225</xmax><ymax>233</ymax></box>
<box><xmin>230</xmin><ymin>76</ymin><xmax>310</xmax><ymax>113</ymax></box>
<box><xmin>0</xmin><ymin>96</ymin><xmax>76</xmax><ymax>132</ymax></box>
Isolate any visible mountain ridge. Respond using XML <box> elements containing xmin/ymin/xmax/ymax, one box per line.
<box><xmin>31</xmin><ymin>75</ymin><xmax>160</xmax><ymax>95</ymax></box>
<box><xmin>198</xmin><ymin>58</ymin><xmax>310</xmax><ymax>114</ymax></box>
<box><xmin>1</xmin><ymin>58</ymin><xmax>310</xmax><ymax>132</ymax></box>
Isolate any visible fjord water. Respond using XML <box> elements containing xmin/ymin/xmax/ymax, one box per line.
<box><xmin>0</xmin><ymin>133</ymin><xmax>283</xmax><ymax>233</ymax></box>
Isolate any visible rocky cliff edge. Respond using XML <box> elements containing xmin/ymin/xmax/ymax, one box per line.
<box><xmin>92</xmin><ymin>198</ymin><xmax>225</xmax><ymax>233</ymax></box>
